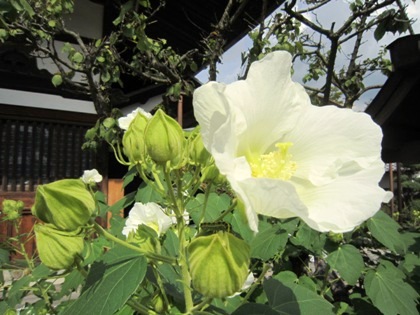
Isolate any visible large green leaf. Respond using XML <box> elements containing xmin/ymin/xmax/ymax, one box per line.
<box><xmin>326</xmin><ymin>244</ymin><xmax>364</xmax><ymax>285</ymax></box>
<box><xmin>61</xmin><ymin>245</ymin><xmax>146</xmax><ymax>315</ymax></box>
<box><xmin>135</xmin><ymin>182</ymin><xmax>163</xmax><ymax>203</ymax></box>
<box><xmin>366</xmin><ymin>211</ymin><xmax>406</xmax><ymax>253</ymax></box>
<box><xmin>290</xmin><ymin>222</ymin><xmax>326</xmax><ymax>255</ymax></box>
<box><xmin>108</xmin><ymin>191</ymin><xmax>136</xmax><ymax>215</ymax></box>
<box><xmin>186</xmin><ymin>193</ymin><xmax>229</xmax><ymax>224</ymax></box>
<box><xmin>365</xmin><ymin>260</ymin><xmax>419</xmax><ymax>315</ymax></box>
<box><xmin>264</xmin><ymin>278</ymin><xmax>334</xmax><ymax>315</ymax></box>
<box><xmin>251</xmin><ymin>221</ymin><xmax>288</xmax><ymax>260</ymax></box>
<box><xmin>232</xmin><ymin>303</ymin><xmax>279</xmax><ymax>315</ymax></box>
<box><xmin>224</xmin><ymin>210</ymin><xmax>254</xmax><ymax>242</ymax></box>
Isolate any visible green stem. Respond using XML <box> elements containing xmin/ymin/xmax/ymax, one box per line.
<box><xmin>214</xmin><ymin>198</ymin><xmax>237</xmax><ymax>222</ymax></box>
<box><xmin>240</xmin><ymin>263</ymin><xmax>271</xmax><ymax>305</ymax></box>
<box><xmin>191</xmin><ymin>297</ymin><xmax>212</xmax><ymax>312</ymax></box>
<box><xmin>92</xmin><ymin>222</ymin><xmax>176</xmax><ymax>265</ymax></box>
<box><xmin>127</xmin><ymin>299</ymin><xmax>158</xmax><ymax>315</ymax></box>
<box><xmin>198</xmin><ymin>182</ymin><xmax>212</xmax><ymax>227</ymax></box>
<box><xmin>14</xmin><ymin>221</ymin><xmax>55</xmax><ymax>313</ymax></box>
<box><xmin>152</xmin><ymin>265</ymin><xmax>171</xmax><ymax>310</ymax></box>
<box><xmin>177</xmin><ymin>220</ymin><xmax>194</xmax><ymax>313</ymax></box>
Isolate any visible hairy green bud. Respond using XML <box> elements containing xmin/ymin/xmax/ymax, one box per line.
<box><xmin>144</xmin><ymin>109</ymin><xmax>185</xmax><ymax>168</ymax></box>
<box><xmin>32</xmin><ymin>179</ymin><xmax>95</xmax><ymax>231</ymax></box>
<box><xmin>122</xmin><ymin>113</ymin><xmax>149</xmax><ymax>164</ymax></box>
<box><xmin>188</xmin><ymin>231</ymin><xmax>250</xmax><ymax>298</ymax></box>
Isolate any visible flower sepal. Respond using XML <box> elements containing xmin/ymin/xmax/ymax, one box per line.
<box><xmin>126</xmin><ymin>224</ymin><xmax>162</xmax><ymax>254</ymax></box>
<box><xmin>34</xmin><ymin>224</ymin><xmax>85</xmax><ymax>270</ymax></box>
<box><xmin>31</xmin><ymin>179</ymin><xmax>95</xmax><ymax>231</ymax></box>
<box><xmin>144</xmin><ymin>109</ymin><xmax>186</xmax><ymax>169</ymax></box>
<box><xmin>187</xmin><ymin>231</ymin><xmax>250</xmax><ymax>298</ymax></box>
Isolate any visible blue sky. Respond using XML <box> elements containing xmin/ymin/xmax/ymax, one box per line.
<box><xmin>196</xmin><ymin>0</ymin><xmax>420</xmax><ymax>110</ymax></box>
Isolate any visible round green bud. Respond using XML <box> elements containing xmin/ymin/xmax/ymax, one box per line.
<box><xmin>144</xmin><ymin>109</ymin><xmax>185</xmax><ymax>168</ymax></box>
<box><xmin>31</xmin><ymin>179</ymin><xmax>95</xmax><ymax>231</ymax></box>
<box><xmin>122</xmin><ymin>113</ymin><xmax>149</xmax><ymax>164</ymax></box>
<box><xmin>188</xmin><ymin>231</ymin><xmax>250</xmax><ymax>298</ymax></box>
<box><xmin>34</xmin><ymin>224</ymin><xmax>84</xmax><ymax>270</ymax></box>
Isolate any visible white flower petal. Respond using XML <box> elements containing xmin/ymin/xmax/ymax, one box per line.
<box><xmin>295</xmin><ymin>164</ymin><xmax>391</xmax><ymax>232</ymax></box>
<box><xmin>288</xmin><ymin>105</ymin><xmax>384</xmax><ymax>186</ymax></box>
<box><xmin>81</xmin><ymin>169</ymin><xmax>102</xmax><ymax>184</ymax></box>
<box><xmin>193</xmin><ymin>51</ymin><xmax>391</xmax><ymax>233</ymax></box>
<box><xmin>123</xmin><ymin>202</ymin><xmax>173</xmax><ymax>236</ymax></box>
<box><xmin>118</xmin><ymin>107</ymin><xmax>152</xmax><ymax>130</ymax></box>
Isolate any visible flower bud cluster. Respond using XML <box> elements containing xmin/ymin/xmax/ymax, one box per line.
<box><xmin>119</xmin><ymin>108</ymin><xmax>186</xmax><ymax>170</ymax></box>
<box><xmin>31</xmin><ymin>178</ymin><xmax>97</xmax><ymax>269</ymax></box>
<box><xmin>1</xmin><ymin>199</ymin><xmax>24</xmax><ymax>221</ymax></box>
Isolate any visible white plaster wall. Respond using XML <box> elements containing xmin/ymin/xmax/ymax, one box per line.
<box><xmin>0</xmin><ymin>88</ymin><xmax>97</xmax><ymax>113</ymax></box>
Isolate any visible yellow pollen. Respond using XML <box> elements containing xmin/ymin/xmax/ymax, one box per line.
<box><xmin>249</xmin><ymin>142</ymin><xmax>297</xmax><ymax>180</ymax></box>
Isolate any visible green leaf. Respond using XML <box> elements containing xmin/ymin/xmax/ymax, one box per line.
<box><xmin>264</xmin><ymin>278</ymin><xmax>334</xmax><ymax>315</ymax></box>
<box><xmin>326</xmin><ymin>244</ymin><xmax>364</xmax><ymax>285</ymax></box>
<box><xmin>6</xmin><ymin>275</ymin><xmax>31</xmax><ymax>307</ymax></box>
<box><xmin>123</xmin><ymin>167</ymin><xmax>137</xmax><ymax>189</ymax></box>
<box><xmin>51</xmin><ymin>74</ymin><xmax>63</xmax><ymax>87</ymax></box>
<box><xmin>61</xmin><ymin>245</ymin><xmax>147</xmax><ymax>315</ymax></box>
<box><xmin>365</xmin><ymin>260</ymin><xmax>419</xmax><ymax>315</ymax></box>
<box><xmin>55</xmin><ymin>269</ymin><xmax>85</xmax><ymax>299</ymax></box>
<box><xmin>225</xmin><ymin>210</ymin><xmax>254</xmax><ymax>242</ymax></box>
<box><xmin>0</xmin><ymin>248</ymin><xmax>10</xmax><ymax>264</ymax></box>
<box><xmin>17</xmin><ymin>0</ymin><xmax>34</xmax><ymax>15</ymax></box>
<box><xmin>366</xmin><ymin>211</ymin><xmax>406</xmax><ymax>253</ymax></box>
<box><xmin>290</xmin><ymin>221</ymin><xmax>326</xmax><ymax>254</ymax></box>
<box><xmin>186</xmin><ymin>193</ymin><xmax>229</xmax><ymax>223</ymax></box>
<box><xmin>232</xmin><ymin>303</ymin><xmax>279</xmax><ymax>315</ymax></box>
<box><xmin>250</xmin><ymin>221</ymin><xmax>288</xmax><ymax>260</ymax></box>
<box><xmin>72</xmin><ymin>51</ymin><xmax>84</xmax><ymax>63</ymax></box>
<box><xmin>108</xmin><ymin>191</ymin><xmax>136</xmax><ymax>215</ymax></box>
<box><xmin>135</xmin><ymin>182</ymin><xmax>162</xmax><ymax>203</ymax></box>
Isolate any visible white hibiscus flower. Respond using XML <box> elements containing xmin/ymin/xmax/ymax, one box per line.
<box><xmin>193</xmin><ymin>51</ymin><xmax>392</xmax><ymax>233</ymax></box>
<box><xmin>122</xmin><ymin>202</ymin><xmax>173</xmax><ymax>237</ymax></box>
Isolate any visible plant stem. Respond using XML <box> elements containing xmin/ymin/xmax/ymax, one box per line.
<box><xmin>240</xmin><ymin>263</ymin><xmax>271</xmax><ymax>305</ymax></box>
<box><xmin>92</xmin><ymin>221</ymin><xmax>176</xmax><ymax>265</ymax></box>
<box><xmin>127</xmin><ymin>299</ymin><xmax>158</xmax><ymax>315</ymax></box>
<box><xmin>177</xmin><ymin>220</ymin><xmax>194</xmax><ymax>313</ymax></box>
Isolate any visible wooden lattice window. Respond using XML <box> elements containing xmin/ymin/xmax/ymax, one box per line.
<box><xmin>0</xmin><ymin>105</ymin><xmax>99</xmax><ymax>192</ymax></box>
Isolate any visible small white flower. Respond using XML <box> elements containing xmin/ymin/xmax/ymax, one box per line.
<box><xmin>118</xmin><ymin>107</ymin><xmax>152</xmax><ymax>130</ymax></box>
<box><xmin>122</xmin><ymin>202</ymin><xmax>173</xmax><ymax>237</ymax></box>
<box><xmin>193</xmin><ymin>51</ymin><xmax>392</xmax><ymax>233</ymax></box>
<box><xmin>81</xmin><ymin>169</ymin><xmax>103</xmax><ymax>184</ymax></box>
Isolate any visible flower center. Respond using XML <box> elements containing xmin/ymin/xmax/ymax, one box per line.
<box><xmin>249</xmin><ymin>142</ymin><xmax>297</xmax><ymax>180</ymax></box>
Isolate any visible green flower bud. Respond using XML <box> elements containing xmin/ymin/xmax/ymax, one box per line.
<box><xmin>188</xmin><ymin>127</ymin><xmax>211</xmax><ymax>166</ymax></box>
<box><xmin>188</xmin><ymin>231</ymin><xmax>250</xmax><ymax>298</ymax></box>
<box><xmin>328</xmin><ymin>231</ymin><xmax>344</xmax><ymax>243</ymax></box>
<box><xmin>202</xmin><ymin>163</ymin><xmax>226</xmax><ymax>184</ymax></box>
<box><xmin>122</xmin><ymin>113</ymin><xmax>149</xmax><ymax>164</ymax></box>
<box><xmin>34</xmin><ymin>224</ymin><xmax>84</xmax><ymax>270</ymax></box>
<box><xmin>1</xmin><ymin>199</ymin><xmax>24</xmax><ymax>221</ymax></box>
<box><xmin>144</xmin><ymin>109</ymin><xmax>185</xmax><ymax>168</ymax></box>
<box><xmin>32</xmin><ymin>179</ymin><xmax>95</xmax><ymax>231</ymax></box>
<box><xmin>127</xmin><ymin>224</ymin><xmax>161</xmax><ymax>254</ymax></box>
